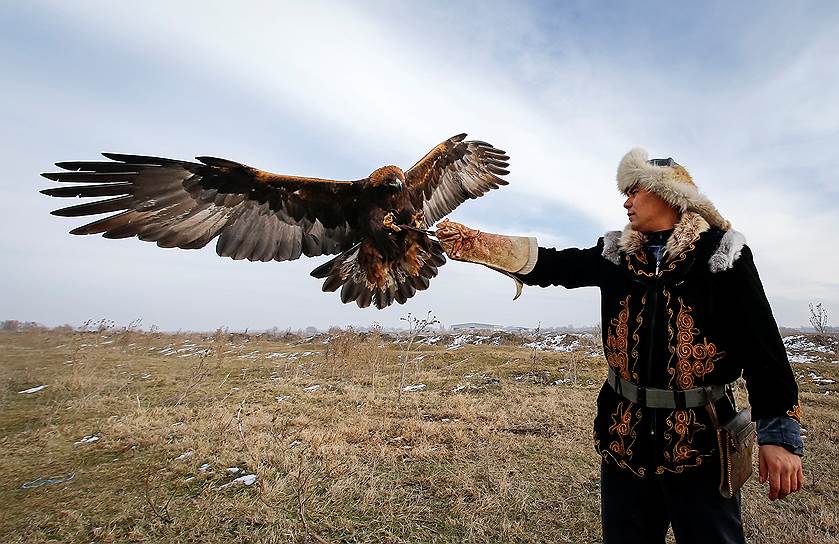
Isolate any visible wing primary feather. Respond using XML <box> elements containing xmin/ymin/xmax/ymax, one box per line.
<box><xmin>52</xmin><ymin>196</ymin><xmax>132</xmax><ymax>217</ymax></box>
<box><xmin>68</xmin><ymin>210</ymin><xmax>143</xmax><ymax>235</ymax></box>
<box><xmin>486</xmin><ymin>165</ymin><xmax>510</xmax><ymax>176</ymax></box>
<box><xmin>54</xmin><ymin>161</ymin><xmax>153</xmax><ymax>172</ymax></box>
<box><xmin>41</xmin><ymin>172</ymin><xmax>138</xmax><ymax>183</ymax></box>
<box><xmin>41</xmin><ymin>183</ymin><xmax>134</xmax><ymax>197</ymax></box>
<box><xmin>101</xmin><ymin>153</ymin><xmax>194</xmax><ymax>166</ymax></box>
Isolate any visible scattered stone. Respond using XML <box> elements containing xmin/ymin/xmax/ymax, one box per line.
<box><xmin>75</xmin><ymin>435</ymin><xmax>100</xmax><ymax>445</ymax></box>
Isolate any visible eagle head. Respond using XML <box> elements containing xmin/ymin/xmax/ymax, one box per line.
<box><xmin>368</xmin><ymin>165</ymin><xmax>405</xmax><ymax>191</ymax></box>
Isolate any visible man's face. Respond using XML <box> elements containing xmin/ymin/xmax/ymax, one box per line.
<box><xmin>623</xmin><ymin>186</ymin><xmax>679</xmax><ymax>232</ymax></box>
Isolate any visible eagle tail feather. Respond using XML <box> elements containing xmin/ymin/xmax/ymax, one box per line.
<box><xmin>310</xmin><ymin>239</ymin><xmax>445</xmax><ymax>309</ymax></box>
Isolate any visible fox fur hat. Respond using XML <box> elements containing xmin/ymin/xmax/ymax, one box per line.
<box><xmin>616</xmin><ymin>148</ymin><xmax>730</xmax><ymax>231</ymax></box>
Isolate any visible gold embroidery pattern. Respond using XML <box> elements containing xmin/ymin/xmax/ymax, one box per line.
<box><xmin>608</xmin><ymin>402</ymin><xmax>637</xmax><ymax>457</ymax></box>
<box><xmin>601</xmin><ymin>401</ymin><xmax>646</xmax><ymax>477</ymax></box>
<box><xmin>624</xmin><ymin>243</ymin><xmax>694</xmax><ymax>279</ymax></box>
<box><xmin>664</xmin><ymin>287</ymin><xmax>676</xmax><ymax>369</ymax></box>
<box><xmin>629</xmin><ymin>293</ymin><xmax>644</xmax><ymax>380</ymax></box>
<box><xmin>786</xmin><ymin>404</ymin><xmax>802</xmax><ymax>422</ymax></box>
<box><xmin>606</xmin><ymin>296</ymin><xmax>633</xmax><ymax>380</ymax></box>
<box><xmin>662</xmin><ymin>409</ymin><xmax>705</xmax><ymax>463</ymax></box>
<box><xmin>669</xmin><ymin>298</ymin><xmax>722</xmax><ymax>389</ymax></box>
<box><xmin>659</xmin><ymin>245</ymin><xmax>692</xmax><ymax>275</ymax></box>
<box><xmin>625</xmin><ymin>255</ymin><xmax>654</xmax><ymax>278</ymax></box>
<box><xmin>655</xmin><ymin>460</ymin><xmax>704</xmax><ymax>475</ymax></box>
<box><xmin>594</xmin><ymin>435</ymin><xmax>646</xmax><ymax>478</ymax></box>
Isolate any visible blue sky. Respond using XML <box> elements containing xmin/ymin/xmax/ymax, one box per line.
<box><xmin>2</xmin><ymin>1</ymin><xmax>837</xmax><ymax>330</ymax></box>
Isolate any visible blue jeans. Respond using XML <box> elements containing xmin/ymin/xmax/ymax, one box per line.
<box><xmin>600</xmin><ymin>459</ymin><xmax>746</xmax><ymax>544</ymax></box>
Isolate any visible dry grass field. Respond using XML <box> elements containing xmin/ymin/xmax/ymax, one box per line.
<box><xmin>1</xmin><ymin>323</ymin><xmax>837</xmax><ymax>543</ymax></box>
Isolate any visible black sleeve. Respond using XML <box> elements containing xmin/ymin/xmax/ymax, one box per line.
<box><xmin>516</xmin><ymin>238</ymin><xmax>606</xmax><ymax>289</ymax></box>
<box><xmin>725</xmin><ymin>245</ymin><xmax>800</xmax><ymax>422</ymax></box>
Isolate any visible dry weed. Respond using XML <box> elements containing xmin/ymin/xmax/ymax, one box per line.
<box><xmin>0</xmin><ymin>327</ymin><xmax>835</xmax><ymax>543</ymax></box>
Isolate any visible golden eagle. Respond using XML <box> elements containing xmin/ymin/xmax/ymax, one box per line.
<box><xmin>41</xmin><ymin>134</ymin><xmax>510</xmax><ymax>309</ymax></box>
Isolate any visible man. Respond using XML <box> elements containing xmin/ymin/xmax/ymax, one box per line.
<box><xmin>436</xmin><ymin>149</ymin><xmax>804</xmax><ymax>544</ymax></box>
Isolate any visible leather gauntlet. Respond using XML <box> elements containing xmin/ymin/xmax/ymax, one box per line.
<box><xmin>435</xmin><ymin>219</ymin><xmax>537</xmax><ymax>299</ymax></box>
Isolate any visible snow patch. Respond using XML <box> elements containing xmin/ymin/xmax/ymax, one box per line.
<box><xmin>402</xmin><ymin>383</ymin><xmax>426</xmax><ymax>392</ymax></box>
<box><xmin>220</xmin><ymin>474</ymin><xmax>257</xmax><ymax>488</ymax></box>
<box><xmin>19</xmin><ymin>385</ymin><xmax>47</xmax><ymax>394</ymax></box>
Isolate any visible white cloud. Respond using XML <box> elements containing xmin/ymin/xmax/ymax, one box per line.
<box><xmin>2</xmin><ymin>1</ymin><xmax>837</xmax><ymax>329</ymax></box>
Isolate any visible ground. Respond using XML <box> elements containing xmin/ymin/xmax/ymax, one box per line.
<box><xmin>1</xmin><ymin>325</ymin><xmax>837</xmax><ymax>543</ymax></box>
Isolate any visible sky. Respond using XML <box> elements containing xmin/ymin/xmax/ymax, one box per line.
<box><xmin>2</xmin><ymin>1</ymin><xmax>838</xmax><ymax>331</ymax></box>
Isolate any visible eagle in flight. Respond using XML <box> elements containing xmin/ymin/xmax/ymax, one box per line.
<box><xmin>41</xmin><ymin>134</ymin><xmax>510</xmax><ymax>309</ymax></box>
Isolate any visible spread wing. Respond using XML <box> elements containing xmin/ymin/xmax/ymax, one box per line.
<box><xmin>404</xmin><ymin>133</ymin><xmax>510</xmax><ymax>225</ymax></box>
<box><xmin>41</xmin><ymin>154</ymin><xmax>362</xmax><ymax>262</ymax></box>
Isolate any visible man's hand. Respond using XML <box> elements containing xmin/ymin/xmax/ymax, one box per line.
<box><xmin>758</xmin><ymin>444</ymin><xmax>804</xmax><ymax>500</ymax></box>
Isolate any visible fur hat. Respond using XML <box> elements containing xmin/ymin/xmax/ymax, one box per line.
<box><xmin>616</xmin><ymin>148</ymin><xmax>730</xmax><ymax>230</ymax></box>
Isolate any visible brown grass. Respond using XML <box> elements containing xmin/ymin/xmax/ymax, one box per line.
<box><xmin>0</xmin><ymin>327</ymin><xmax>836</xmax><ymax>543</ymax></box>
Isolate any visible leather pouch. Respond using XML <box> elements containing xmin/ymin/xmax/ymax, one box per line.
<box><xmin>705</xmin><ymin>392</ymin><xmax>756</xmax><ymax>499</ymax></box>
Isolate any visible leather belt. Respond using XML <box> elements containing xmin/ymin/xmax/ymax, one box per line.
<box><xmin>607</xmin><ymin>367</ymin><xmax>727</xmax><ymax>409</ymax></box>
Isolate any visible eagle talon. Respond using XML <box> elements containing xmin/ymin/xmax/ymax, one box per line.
<box><xmin>411</xmin><ymin>211</ymin><xmax>426</xmax><ymax>228</ymax></box>
<box><xmin>383</xmin><ymin>212</ymin><xmax>401</xmax><ymax>232</ymax></box>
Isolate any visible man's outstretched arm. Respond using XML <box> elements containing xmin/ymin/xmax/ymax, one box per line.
<box><xmin>435</xmin><ymin>219</ymin><xmax>607</xmax><ymax>290</ymax></box>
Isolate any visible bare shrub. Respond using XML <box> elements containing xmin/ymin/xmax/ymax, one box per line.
<box><xmin>397</xmin><ymin>311</ymin><xmax>439</xmax><ymax>406</ymax></box>
<box><xmin>809</xmin><ymin>302</ymin><xmax>828</xmax><ymax>335</ymax></box>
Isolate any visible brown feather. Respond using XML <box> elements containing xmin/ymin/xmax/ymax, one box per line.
<box><xmin>404</xmin><ymin>134</ymin><xmax>510</xmax><ymax>224</ymax></box>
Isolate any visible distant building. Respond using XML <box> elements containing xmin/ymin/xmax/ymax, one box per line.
<box><xmin>450</xmin><ymin>322</ymin><xmax>504</xmax><ymax>331</ymax></box>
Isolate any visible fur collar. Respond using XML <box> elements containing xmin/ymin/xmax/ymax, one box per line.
<box><xmin>601</xmin><ymin>212</ymin><xmax>745</xmax><ymax>272</ymax></box>
<box><xmin>620</xmin><ymin>212</ymin><xmax>709</xmax><ymax>262</ymax></box>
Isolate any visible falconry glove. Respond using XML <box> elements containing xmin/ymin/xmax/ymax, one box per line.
<box><xmin>435</xmin><ymin>219</ymin><xmax>537</xmax><ymax>299</ymax></box>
